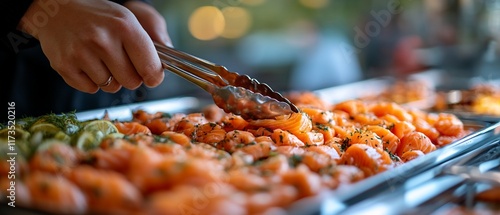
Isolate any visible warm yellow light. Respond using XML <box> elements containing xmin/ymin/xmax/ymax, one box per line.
<box><xmin>221</xmin><ymin>7</ymin><xmax>251</xmax><ymax>39</ymax></box>
<box><xmin>241</xmin><ymin>0</ymin><xmax>265</xmax><ymax>6</ymax></box>
<box><xmin>188</xmin><ymin>6</ymin><xmax>225</xmax><ymax>40</ymax></box>
<box><xmin>299</xmin><ymin>0</ymin><xmax>328</xmax><ymax>9</ymax></box>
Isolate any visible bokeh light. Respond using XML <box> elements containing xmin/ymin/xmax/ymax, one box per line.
<box><xmin>299</xmin><ymin>0</ymin><xmax>329</xmax><ymax>9</ymax></box>
<box><xmin>221</xmin><ymin>7</ymin><xmax>252</xmax><ymax>39</ymax></box>
<box><xmin>188</xmin><ymin>6</ymin><xmax>225</xmax><ymax>40</ymax></box>
<box><xmin>241</xmin><ymin>0</ymin><xmax>266</xmax><ymax>6</ymax></box>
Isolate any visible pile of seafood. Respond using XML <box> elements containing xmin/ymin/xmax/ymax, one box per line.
<box><xmin>362</xmin><ymin>79</ymin><xmax>434</xmax><ymax>105</ymax></box>
<box><xmin>0</xmin><ymin>92</ymin><xmax>471</xmax><ymax>214</ymax></box>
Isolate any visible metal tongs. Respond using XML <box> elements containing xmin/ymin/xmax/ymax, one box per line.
<box><xmin>442</xmin><ymin>159</ymin><xmax>500</xmax><ymax>187</ymax></box>
<box><xmin>155</xmin><ymin>43</ymin><xmax>299</xmax><ymax>120</ymax></box>
<box><xmin>441</xmin><ymin>159</ymin><xmax>500</xmax><ymax>208</ymax></box>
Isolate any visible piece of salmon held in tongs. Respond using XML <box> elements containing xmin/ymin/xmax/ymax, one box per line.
<box><xmin>155</xmin><ymin>43</ymin><xmax>300</xmax><ymax>120</ymax></box>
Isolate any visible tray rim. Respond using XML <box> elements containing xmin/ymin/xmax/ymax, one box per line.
<box><xmin>332</xmin><ymin>130</ymin><xmax>500</xmax><ymax>215</ymax></box>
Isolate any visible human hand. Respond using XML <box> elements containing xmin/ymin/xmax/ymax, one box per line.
<box><xmin>19</xmin><ymin>0</ymin><xmax>165</xmax><ymax>93</ymax></box>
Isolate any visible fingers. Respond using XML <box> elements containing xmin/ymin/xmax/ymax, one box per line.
<box><xmin>101</xmin><ymin>7</ymin><xmax>164</xmax><ymax>89</ymax></box>
<box><xmin>94</xmin><ymin>38</ymin><xmax>143</xmax><ymax>90</ymax></box>
<box><xmin>76</xmin><ymin>49</ymin><xmax>122</xmax><ymax>93</ymax></box>
<box><xmin>55</xmin><ymin>48</ymin><xmax>123</xmax><ymax>94</ymax></box>
<box><xmin>147</xmin><ymin>21</ymin><xmax>172</xmax><ymax>48</ymax></box>
<box><xmin>105</xmin><ymin>47</ymin><xmax>143</xmax><ymax>90</ymax></box>
<box><xmin>123</xmin><ymin>1</ymin><xmax>170</xmax><ymax>87</ymax></box>
<box><xmin>122</xmin><ymin>27</ymin><xmax>164</xmax><ymax>88</ymax></box>
<box><xmin>55</xmin><ymin>20</ymin><xmax>163</xmax><ymax>93</ymax></box>
<box><xmin>59</xmin><ymin>69</ymin><xmax>99</xmax><ymax>94</ymax></box>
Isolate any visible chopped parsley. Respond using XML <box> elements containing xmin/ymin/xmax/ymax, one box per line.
<box><xmin>153</xmin><ymin>135</ymin><xmax>171</xmax><ymax>143</ymax></box>
<box><xmin>161</xmin><ymin>112</ymin><xmax>173</xmax><ymax>118</ymax></box>
<box><xmin>288</xmin><ymin>154</ymin><xmax>303</xmax><ymax>167</ymax></box>
<box><xmin>315</xmin><ymin>123</ymin><xmax>329</xmax><ymax>131</ymax></box>
<box><xmin>341</xmin><ymin>138</ymin><xmax>350</xmax><ymax>152</ymax></box>
<box><xmin>385</xmin><ymin>148</ymin><xmax>401</xmax><ymax>162</ymax></box>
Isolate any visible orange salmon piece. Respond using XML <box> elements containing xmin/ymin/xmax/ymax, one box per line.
<box><xmin>249</xmin><ymin>112</ymin><xmax>312</xmax><ymax>137</ymax></box>
<box><xmin>366</xmin><ymin>125</ymin><xmax>400</xmax><ymax>154</ymax></box>
<box><xmin>302</xmin><ymin>107</ymin><xmax>336</xmax><ymax>125</ymax></box>
<box><xmin>400</xmin><ymin>150</ymin><xmax>424</xmax><ymax>162</ymax></box>
<box><xmin>391</xmin><ymin>121</ymin><xmax>416</xmax><ymax>139</ymax></box>
<box><xmin>281</xmin><ymin>164</ymin><xmax>322</xmax><ymax>198</ymax></box>
<box><xmin>114</xmin><ymin>121</ymin><xmax>152</xmax><ymax>135</ymax></box>
<box><xmin>145</xmin><ymin>118</ymin><xmax>169</xmax><ymax>135</ymax></box>
<box><xmin>434</xmin><ymin>113</ymin><xmax>464</xmax><ymax>136</ymax></box>
<box><xmin>67</xmin><ymin>166</ymin><xmax>143</xmax><ymax>214</ymax></box>
<box><xmin>26</xmin><ymin>171</ymin><xmax>87</xmax><ymax>214</ymax></box>
<box><xmin>348</xmin><ymin>129</ymin><xmax>383</xmax><ymax>149</ymax></box>
<box><xmin>271</xmin><ymin>129</ymin><xmax>305</xmax><ymax>147</ymax></box>
<box><xmin>221</xmin><ymin>114</ymin><xmax>249</xmax><ymax>130</ymax></box>
<box><xmin>369</xmin><ymin>102</ymin><xmax>413</xmax><ymax>122</ymax></box>
<box><xmin>396</xmin><ymin>131</ymin><xmax>436</xmax><ymax>157</ymax></box>
<box><xmin>339</xmin><ymin>144</ymin><xmax>393</xmax><ymax>177</ymax></box>
<box><xmin>30</xmin><ymin>143</ymin><xmax>78</xmax><ymax>174</ymax></box>
<box><xmin>413</xmin><ymin>118</ymin><xmax>440</xmax><ymax>143</ymax></box>
<box><xmin>333</xmin><ymin>100</ymin><xmax>367</xmax><ymax>116</ymax></box>
<box><xmin>194</xmin><ymin>122</ymin><xmax>226</xmax><ymax>145</ymax></box>
<box><xmin>160</xmin><ymin>131</ymin><xmax>192</xmax><ymax>146</ymax></box>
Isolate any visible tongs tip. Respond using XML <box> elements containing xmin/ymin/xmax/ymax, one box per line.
<box><xmin>212</xmin><ymin>85</ymin><xmax>297</xmax><ymax>120</ymax></box>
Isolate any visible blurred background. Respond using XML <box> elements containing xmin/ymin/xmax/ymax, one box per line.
<box><xmin>143</xmin><ymin>0</ymin><xmax>500</xmax><ymax>101</ymax></box>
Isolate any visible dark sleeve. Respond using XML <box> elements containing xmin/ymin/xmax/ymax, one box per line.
<box><xmin>0</xmin><ymin>0</ymin><xmax>37</xmax><ymax>52</ymax></box>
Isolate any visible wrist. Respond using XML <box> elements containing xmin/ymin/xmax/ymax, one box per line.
<box><xmin>18</xmin><ymin>0</ymin><xmax>45</xmax><ymax>39</ymax></box>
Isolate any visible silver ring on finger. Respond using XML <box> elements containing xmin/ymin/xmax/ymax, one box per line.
<box><xmin>97</xmin><ymin>75</ymin><xmax>113</xmax><ymax>87</ymax></box>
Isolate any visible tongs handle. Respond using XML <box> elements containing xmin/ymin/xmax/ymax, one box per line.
<box><xmin>154</xmin><ymin>43</ymin><xmax>299</xmax><ymax>113</ymax></box>
<box><xmin>442</xmin><ymin>159</ymin><xmax>500</xmax><ymax>186</ymax></box>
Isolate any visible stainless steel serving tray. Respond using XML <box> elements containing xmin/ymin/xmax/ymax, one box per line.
<box><xmin>317</xmin><ymin>122</ymin><xmax>500</xmax><ymax>215</ymax></box>
<box><xmin>410</xmin><ymin>71</ymin><xmax>500</xmax><ymax>123</ymax></box>
<box><xmin>72</xmin><ymin>70</ymin><xmax>497</xmax><ymax>211</ymax></box>
<box><xmin>284</xmin><ymin>70</ymin><xmax>500</xmax><ymax>214</ymax></box>
<box><xmin>8</xmin><ymin>70</ymin><xmax>496</xmax><ymax>215</ymax></box>
<box><xmin>71</xmin><ymin>73</ymin><xmax>499</xmax><ymax>215</ymax></box>
<box><xmin>441</xmin><ymin>111</ymin><xmax>500</xmax><ymax>124</ymax></box>
<box><xmin>5</xmin><ymin>113</ymin><xmax>498</xmax><ymax>215</ymax></box>
<box><xmin>287</xmin><ymin>120</ymin><xmax>500</xmax><ymax>215</ymax></box>
<box><xmin>75</xmin><ymin>96</ymin><xmax>203</xmax><ymax>121</ymax></box>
